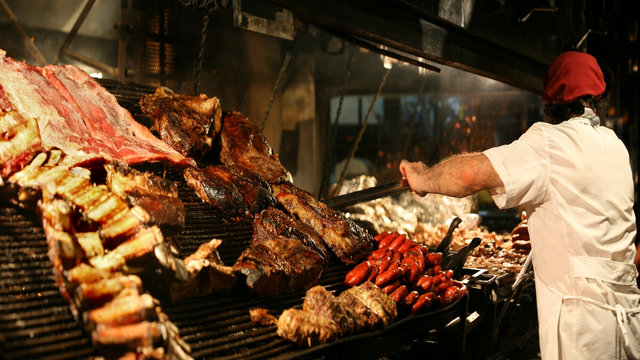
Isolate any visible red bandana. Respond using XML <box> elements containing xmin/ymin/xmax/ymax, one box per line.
<box><xmin>542</xmin><ymin>51</ymin><xmax>606</xmax><ymax>104</ymax></box>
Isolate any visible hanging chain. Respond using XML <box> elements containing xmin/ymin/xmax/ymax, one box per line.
<box><xmin>334</xmin><ymin>66</ymin><xmax>391</xmax><ymax>195</ymax></box>
<box><xmin>193</xmin><ymin>9</ymin><xmax>211</xmax><ymax>95</ymax></box>
<box><xmin>400</xmin><ymin>76</ymin><xmax>426</xmax><ymax>161</ymax></box>
<box><xmin>318</xmin><ymin>46</ymin><xmax>355</xmax><ymax>197</ymax></box>
<box><xmin>262</xmin><ymin>50</ymin><xmax>292</xmax><ymax>130</ymax></box>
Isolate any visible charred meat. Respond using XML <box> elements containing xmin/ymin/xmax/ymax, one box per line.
<box><xmin>219</xmin><ymin>111</ymin><xmax>292</xmax><ymax>184</ymax></box>
<box><xmin>183</xmin><ymin>164</ymin><xmax>275</xmax><ymax>220</ymax></box>
<box><xmin>302</xmin><ymin>285</ymin><xmax>355</xmax><ymax>336</ymax></box>
<box><xmin>105</xmin><ymin>163</ymin><xmax>185</xmax><ymax>236</ymax></box>
<box><xmin>140</xmin><ymin>87</ymin><xmax>222</xmax><ymax>158</ymax></box>
<box><xmin>273</xmin><ymin>182</ymin><xmax>374</xmax><ymax>264</ymax></box>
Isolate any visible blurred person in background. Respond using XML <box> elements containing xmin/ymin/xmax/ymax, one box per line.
<box><xmin>400</xmin><ymin>51</ymin><xmax>640</xmax><ymax>359</ymax></box>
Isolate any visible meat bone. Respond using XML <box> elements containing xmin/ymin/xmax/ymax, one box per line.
<box><xmin>323</xmin><ymin>180</ymin><xmax>411</xmax><ymax>210</ymax></box>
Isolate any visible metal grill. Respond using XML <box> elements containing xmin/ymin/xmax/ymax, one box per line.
<box><xmin>0</xmin><ymin>80</ymin><xmax>469</xmax><ymax>360</ymax></box>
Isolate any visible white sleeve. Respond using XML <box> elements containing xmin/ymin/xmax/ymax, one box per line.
<box><xmin>483</xmin><ymin>123</ymin><xmax>550</xmax><ymax>209</ymax></box>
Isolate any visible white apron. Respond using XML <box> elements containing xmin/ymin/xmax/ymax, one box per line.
<box><xmin>483</xmin><ymin>108</ymin><xmax>640</xmax><ymax>359</ymax></box>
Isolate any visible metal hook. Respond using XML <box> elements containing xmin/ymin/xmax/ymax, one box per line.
<box><xmin>518</xmin><ymin>7</ymin><xmax>558</xmax><ymax>23</ymax></box>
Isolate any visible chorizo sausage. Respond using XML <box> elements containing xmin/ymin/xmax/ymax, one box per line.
<box><xmin>344</xmin><ymin>261</ymin><xmax>371</xmax><ymax>286</ymax></box>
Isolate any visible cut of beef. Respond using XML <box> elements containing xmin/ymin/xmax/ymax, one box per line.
<box><xmin>272</xmin><ymin>182</ymin><xmax>374</xmax><ymax>264</ymax></box>
<box><xmin>140</xmin><ymin>87</ymin><xmax>222</xmax><ymax>158</ymax></box>
<box><xmin>183</xmin><ymin>164</ymin><xmax>275</xmax><ymax>220</ymax></box>
<box><xmin>254</xmin><ymin>207</ymin><xmax>329</xmax><ymax>262</ymax></box>
<box><xmin>0</xmin><ymin>50</ymin><xmax>194</xmax><ymax>170</ymax></box>
<box><xmin>220</xmin><ymin>111</ymin><xmax>292</xmax><ymax>184</ymax></box>
<box><xmin>233</xmin><ymin>226</ymin><xmax>325</xmax><ymax>297</ymax></box>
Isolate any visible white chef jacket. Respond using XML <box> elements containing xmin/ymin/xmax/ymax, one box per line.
<box><xmin>483</xmin><ymin>108</ymin><xmax>640</xmax><ymax>359</ymax></box>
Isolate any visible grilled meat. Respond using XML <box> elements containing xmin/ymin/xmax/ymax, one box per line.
<box><xmin>219</xmin><ymin>111</ymin><xmax>292</xmax><ymax>184</ymax></box>
<box><xmin>338</xmin><ymin>282</ymin><xmax>397</xmax><ymax>331</ymax></box>
<box><xmin>184</xmin><ymin>164</ymin><xmax>275</xmax><ymax>220</ymax></box>
<box><xmin>276</xmin><ymin>308</ymin><xmax>339</xmax><ymax>347</ymax></box>
<box><xmin>88</xmin><ymin>293</ymin><xmax>156</xmax><ymax>327</ymax></box>
<box><xmin>105</xmin><ymin>163</ymin><xmax>185</xmax><ymax>236</ymax></box>
<box><xmin>140</xmin><ymin>87</ymin><xmax>222</xmax><ymax>158</ymax></box>
<box><xmin>254</xmin><ymin>207</ymin><xmax>329</xmax><ymax>262</ymax></box>
<box><xmin>233</xmin><ymin>230</ymin><xmax>325</xmax><ymax>297</ymax></box>
<box><xmin>273</xmin><ymin>183</ymin><xmax>374</xmax><ymax>264</ymax></box>
<box><xmin>302</xmin><ymin>285</ymin><xmax>355</xmax><ymax>336</ymax></box>
<box><xmin>0</xmin><ymin>50</ymin><xmax>194</xmax><ymax>169</ymax></box>
<box><xmin>0</xmin><ymin>108</ymin><xmax>41</xmax><ymax>178</ymax></box>
<box><xmin>170</xmin><ymin>239</ymin><xmax>237</xmax><ymax>302</ymax></box>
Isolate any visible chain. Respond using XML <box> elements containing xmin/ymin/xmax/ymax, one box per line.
<box><xmin>318</xmin><ymin>46</ymin><xmax>355</xmax><ymax>197</ymax></box>
<box><xmin>400</xmin><ymin>76</ymin><xmax>426</xmax><ymax>161</ymax></box>
<box><xmin>262</xmin><ymin>50</ymin><xmax>292</xmax><ymax>130</ymax></box>
<box><xmin>334</xmin><ymin>67</ymin><xmax>391</xmax><ymax>195</ymax></box>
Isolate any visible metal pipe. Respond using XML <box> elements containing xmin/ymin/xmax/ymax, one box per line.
<box><xmin>55</xmin><ymin>0</ymin><xmax>97</xmax><ymax>64</ymax></box>
<box><xmin>0</xmin><ymin>0</ymin><xmax>48</xmax><ymax>65</ymax></box>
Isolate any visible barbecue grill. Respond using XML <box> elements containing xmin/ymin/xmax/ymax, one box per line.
<box><xmin>0</xmin><ymin>80</ymin><xmax>470</xmax><ymax>360</ymax></box>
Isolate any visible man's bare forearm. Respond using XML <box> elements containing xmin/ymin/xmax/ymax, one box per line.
<box><xmin>399</xmin><ymin>153</ymin><xmax>504</xmax><ymax>198</ymax></box>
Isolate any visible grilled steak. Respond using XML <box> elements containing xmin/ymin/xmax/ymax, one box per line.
<box><xmin>272</xmin><ymin>183</ymin><xmax>374</xmax><ymax>264</ymax></box>
<box><xmin>254</xmin><ymin>207</ymin><xmax>329</xmax><ymax>262</ymax></box>
<box><xmin>220</xmin><ymin>111</ymin><xmax>292</xmax><ymax>184</ymax></box>
<box><xmin>302</xmin><ymin>285</ymin><xmax>355</xmax><ymax>336</ymax></box>
<box><xmin>140</xmin><ymin>87</ymin><xmax>222</xmax><ymax>158</ymax></box>
<box><xmin>233</xmin><ymin>230</ymin><xmax>325</xmax><ymax>297</ymax></box>
<box><xmin>183</xmin><ymin>164</ymin><xmax>275</xmax><ymax>220</ymax></box>
<box><xmin>105</xmin><ymin>164</ymin><xmax>185</xmax><ymax>236</ymax></box>
<box><xmin>0</xmin><ymin>50</ymin><xmax>194</xmax><ymax>169</ymax></box>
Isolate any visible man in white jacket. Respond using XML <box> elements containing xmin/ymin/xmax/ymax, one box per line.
<box><xmin>400</xmin><ymin>51</ymin><xmax>640</xmax><ymax>359</ymax></box>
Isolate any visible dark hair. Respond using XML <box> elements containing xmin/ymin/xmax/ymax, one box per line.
<box><xmin>543</xmin><ymin>96</ymin><xmax>608</xmax><ymax>124</ymax></box>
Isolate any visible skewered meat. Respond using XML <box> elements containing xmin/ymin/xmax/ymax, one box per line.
<box><xmin>0</xmin><ymin>50</ymin><xmax>194</xmax><ymax>169</ymax></box>
<box><xmin>105</xmin><ymin>163</ymin><xmax>185</xmax><ymax>236</ymax></box>
<box><xmin>302</xmin><ymin>285</ymin><xmax>355</xmax><ymax>336</ymax></box>
<box><xmin>184</xmin><ymin>164</ymin><xmax>276</xmax><ymax>220</ymax></box>
<box><xmin>254</xmin><ymin>207</ymin><xmax>329</xmax><ymax>262</ymax></box>
<box><xmin>140</xmin><ymin>87</ymin><xmax>222</xmax><ymax>158</ymax></box>
<box><xmin>273</xmin><ymin>182</ymin><xmax>374</xmax><ymax>264</ymax></box>
<box><xmin>169</xmin><ymin>239</ymin><xmax>237</xmax><ymax>302</ymax></box>
<box><xmin>219</xmin><ymin>111</ymin><xmax>292</xmax><ymax>184</ymax></box>
<box><xmin>233</xmin><ymin>214</ymin><xmax>326</xmax><ymax>296</ymax></box>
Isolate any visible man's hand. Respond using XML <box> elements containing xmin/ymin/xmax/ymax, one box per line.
<box><xmin>399</xmin><ymin>160</ymin><xmax>430</xmax><ymax>196</ymax></box>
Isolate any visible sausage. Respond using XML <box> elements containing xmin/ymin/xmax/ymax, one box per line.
<box><xmin>377</xmin><ymin>255</ymin><xmax>392</xmax><ymax>274</ymax></box>
<box><xmin>378</xmin><ymin>232</ymin><xmax>398</xmax><ymax>249</ymax></box>
<box><xmin>411</xmin><ymin>292</ymin><xmax>436</xmax><ymax>314</ymax></box>
<box><xmin>439</xmin><ymin>286</ymin><xmax>459</xmax><ymax>306</ymax></box>
<box><xmin>374</xmin><ymin>266</ymin><xmax>404</xmax><ymax>287</ymax></box>
<box><xmin>368</xmin><ymin>248</ymin><xmax>390</xmax><ymax>261</ymax></box>
<box><xmin>445</xmin><ymin>269</ymin><xmax>454</xmax><ymax>279</ymax></box>
<box><xmin>367</xmin><ymin>264</ymin><xmax>380</xmax><ymax>283</ymax></box>
<box><xmin>433</xmin><ymin>265</ymin><xmax>443</xmax><ymax>275</ymax></box>
<box><xmin>401</xmin><ymin>256</ymin><xmax>420</xmax><ymax>283</ymax></box>
<box><xmin>344</xmin><ymin>261</ymin><xmax>371</xmax><ymax>286</ymax></box>
<box><xmin>374</xmin><ymin>231</ymin><xmax>392</xmax><ymax>242</ymax></box>
<box><xmin>406</xmin><ymin>250</ymin><xmax>426</xmax><ymax>273</ymax></box>
<box><xmin>415</xmin><ymin>275</ymin><xmax>433</xmax><ymax>292</ymax></box>
<box><xmin>387</xmin><ymin>234</ymin><xmax>407</xmax><ymax>251</ymax></box>
<box><xmin>397</xmin><ymin>238</ymin><xmax>416</xmax><ymax>254</ymax></box>
<box><xmin>436</xmin><ymin>278</ymin><xmax>454</xmax><ymax>293</ymax></box>
<box><xmin>427</xmin><ymin>252</ymin><xmax>443</xmax><ymax>266</ymax></box>
<box><xmin>389</xmin><ymin>285</ymin><xmax>409</xmax><ymax>303</ymax></box>
<box><xmin>403</xmin><ymin>290</ymin><xmax>420</xmax><ymax>307</ymax></box>
<box><xmin>381</xmin><ymin>280</ymin><xmax>402</xmax><ymax>294</ymax></box>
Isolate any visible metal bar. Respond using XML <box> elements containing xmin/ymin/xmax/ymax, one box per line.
<box><xmin>55</xmin><ymin>0</ymin><xmax>97</xmax><ymax>64</ymax></box>
<box><xmin>60</xmin><ymin>48</ymin><xmax>118</xmax><ymax>77</ymax></box>
<box><xmin>0</xmin><ymin>0</ymin><xmax>48</xmax><ymax>66</ymax></box>
<box><xmin>117</xmin><ymin>0</ymin><xmax>128</xmax><ymax>81</ymax></box>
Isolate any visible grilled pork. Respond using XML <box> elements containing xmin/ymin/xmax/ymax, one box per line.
<box><xmin>184</xmin><ymin>164</ymin><xmax>276</xmax><ymax>220</ymax></box>
<box><xmin>140</xmin><ymin>87</ymin><xmax>222</xmax><ymax>158</ymax></box>
<box><xmin>272</xmin><ymin>183</ymin><xmax>374</xmax><ymax>264</ymax></box>
<box><xmin>219</xmin><ymin>111</ymin><xmax>292</xmax><ymax>184</ymax></box>
<box><xmin>105</xmin><ymin>163</ymin><xmax>185</xmax><ymax>236</ymax></box>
